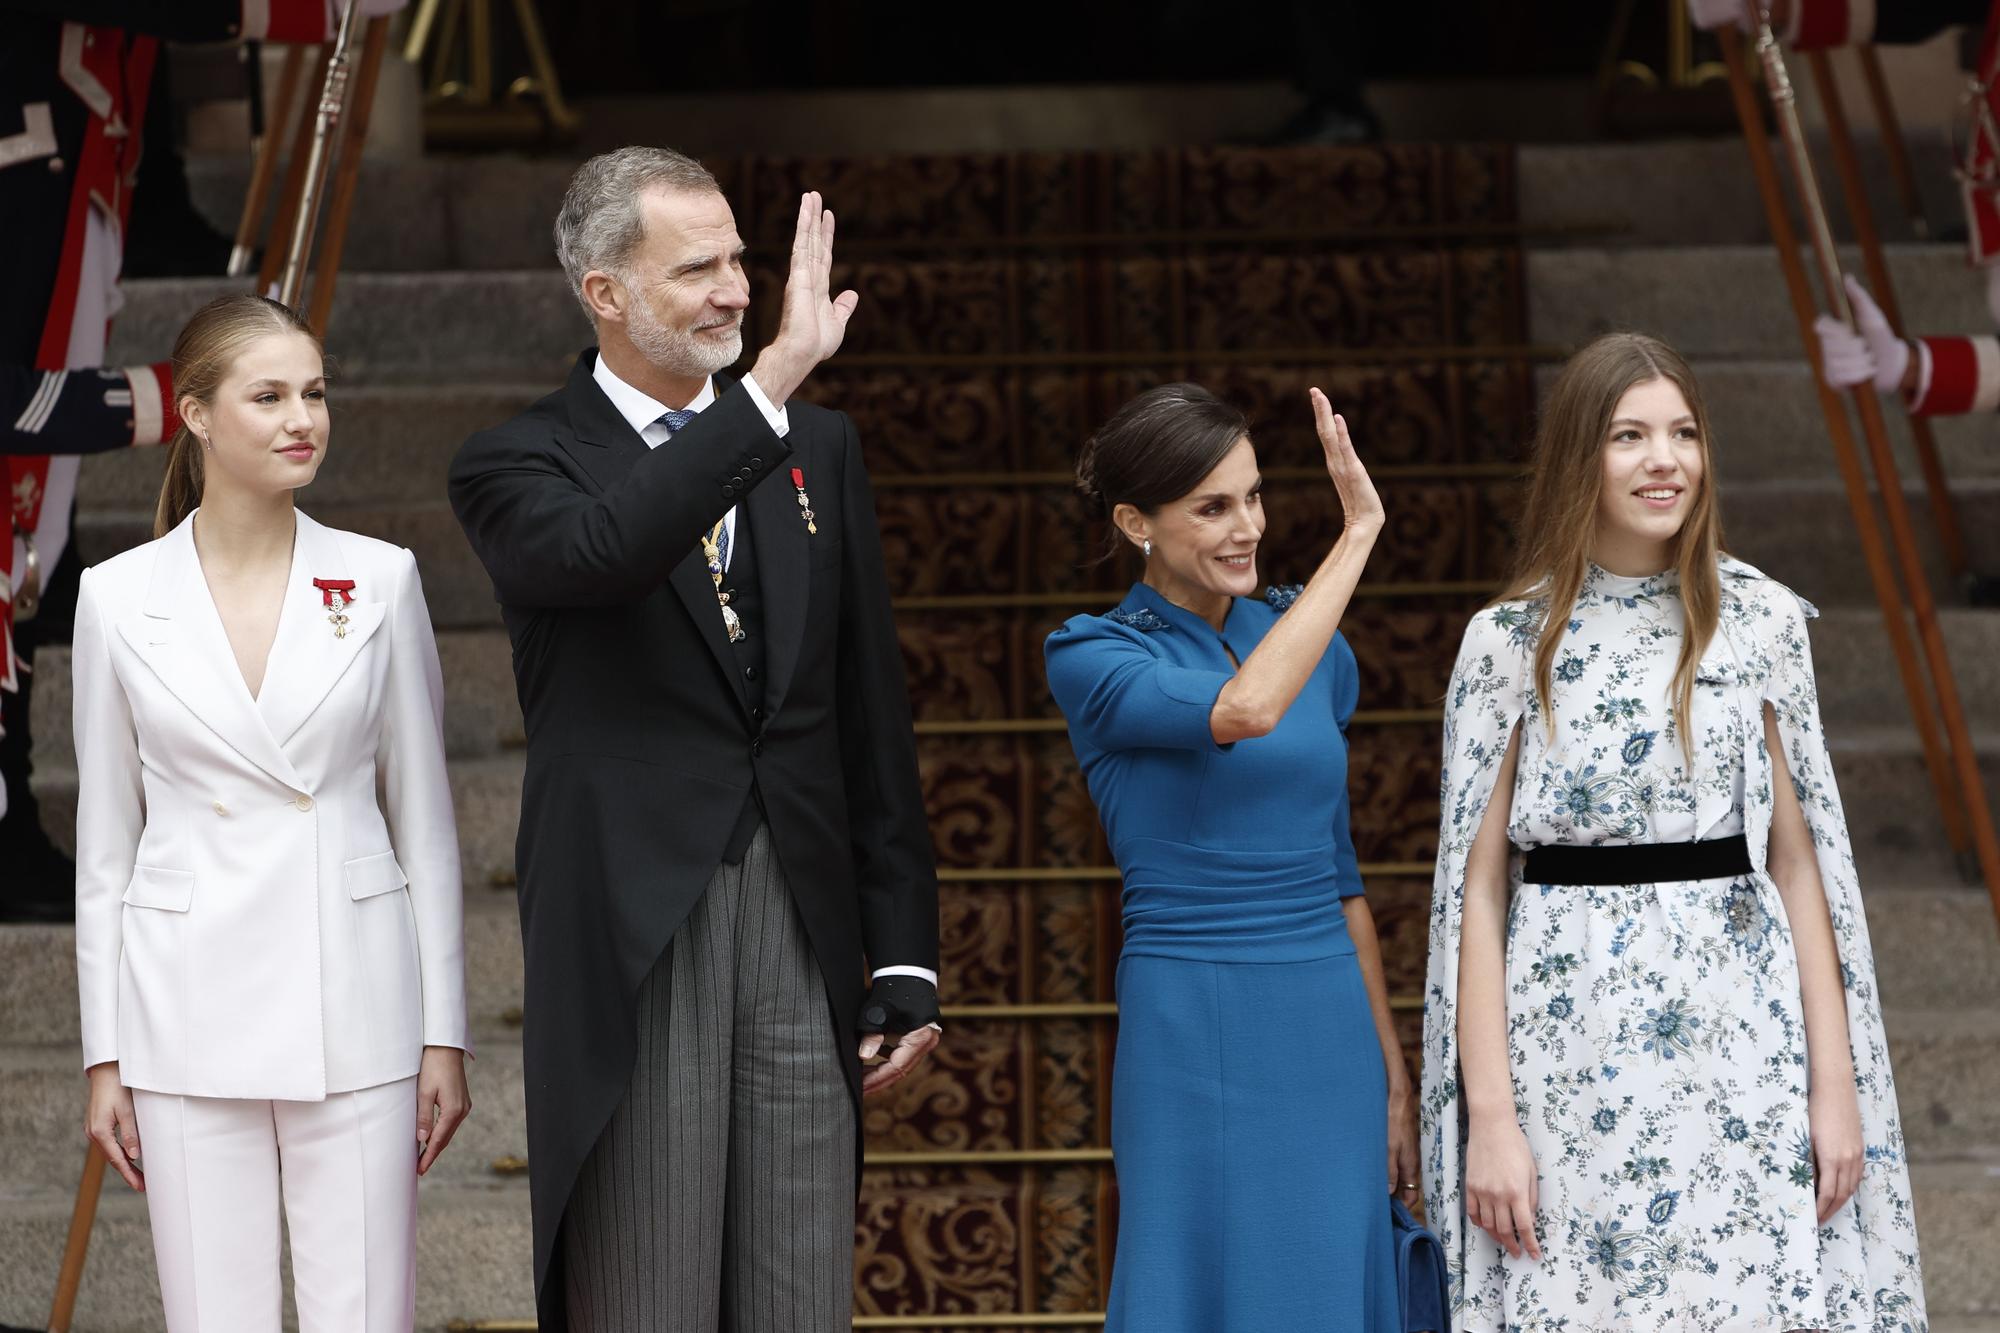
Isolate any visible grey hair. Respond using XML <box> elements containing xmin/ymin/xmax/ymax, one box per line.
<box><xmin>553</xmin><ymin>146</ymin><xmax>721</xmax><ymax>322</ymax></box>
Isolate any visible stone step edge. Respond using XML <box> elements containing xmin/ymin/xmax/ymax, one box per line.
<box><xmin>5</xmin><ymin>1152</ymin><xmax>1996</xmax><ymax>1208</ymax></box>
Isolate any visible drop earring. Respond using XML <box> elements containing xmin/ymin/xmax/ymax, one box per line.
<box><xmin>1142</xmin><ymin>539</ymin><xmax>1153</xmax><ymax>558</ymax></box>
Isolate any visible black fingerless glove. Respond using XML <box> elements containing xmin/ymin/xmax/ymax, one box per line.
<box><xmin>858</xmin><ymin>975</ymin><xmax>942</xmax><ymax>1035</ymax></box>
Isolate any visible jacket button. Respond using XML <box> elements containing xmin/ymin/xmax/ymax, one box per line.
<box><xmin>722</xmin><ymin>484</ymin><xmax>735</xmax><ymax>499</ymax></box>
<box><xmin>751</xmin><ymin>737</ymin><xmax>764</xmax><ymax>757</ymax></box>
<box><xmin>213</xmin><ymin>801</ymin><xmax>230</xmax><ymax>817</ymax></box>
<box><xmin>744</xmin><ymin>665</ymin><xmax>758</xmax><ymax>681</ymax></box>
<box><xmin>294</xmin><ymin>794</ymin><xmax>314</xmax><ymax>812</ymax></box>
<box><xmin>749</xmin><ymin>456</ymin><xmax>763</xmax><ymax>468</ymax></box>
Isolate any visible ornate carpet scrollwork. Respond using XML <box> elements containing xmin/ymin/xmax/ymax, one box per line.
<box><xmin>727</xmin><ymin>143</ymin><xmax>1529</xmax><ymax>1318</ymax></box>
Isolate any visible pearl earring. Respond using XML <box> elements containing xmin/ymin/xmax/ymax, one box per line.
<box><xmin>1142</xmin><ymin>539</ymin><xmax>1153</xmax><ymax>558</ymax></box>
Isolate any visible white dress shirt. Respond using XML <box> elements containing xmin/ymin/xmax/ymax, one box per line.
<box><xmin>590</xmin><ymin>356</ymin><xmax>939</xmax><ymax>998</ymax></box>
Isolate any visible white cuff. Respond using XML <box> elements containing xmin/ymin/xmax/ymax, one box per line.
<box><xmin>740</xmin><ymin>374</ymin><xmax>791</xmax><ymax>439</ymax></box>
<box><xmin>871</xmin><ymin>965</ymin><xmax>938</xmax><ymax>986</ymax></box>
<box><xmin>125</xmin><ymin>364</ymin><xmax>165</xmax><ymax>446</ymax></box>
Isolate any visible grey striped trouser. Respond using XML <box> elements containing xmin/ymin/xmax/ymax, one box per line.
<box><xmin>561</xmin><ymin>825</ymin><xmax>856</xmax><ymax>1332</ymax></box>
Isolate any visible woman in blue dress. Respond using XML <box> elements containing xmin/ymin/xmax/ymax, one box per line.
<box><xmin>1045</xmin><ymin>383</ymin><xmax>1414</xmax><ymax>1332</ymax></box>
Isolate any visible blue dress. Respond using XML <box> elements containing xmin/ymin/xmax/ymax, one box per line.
<box><xmin>1045</xmin><ymin>582</ymin><xmax>1402</xmax><ymax>1333</ymax></box>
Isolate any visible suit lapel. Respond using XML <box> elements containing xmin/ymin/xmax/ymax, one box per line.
<box><xmin>747</xmin><ymin>419</ymin><xmax>808</xmax><ymax>719</ymax></box>
<box><xmin>559</xmin><ymin>351</ymin><xmax>650</xmax><ymax>497</ymax></box>
<box><xmin>256</xmin><ymin>512</ymin><xmax>389</xmax><ymax>747</ymax></box>
<box><xmin>567</xmin><ymin>351</ymin><xmax>748</xmax><ymax>716</ymax></box>
<box><xmin>669</xmin><ymin>548</ymin><xmax>750</xmax><ymax>715</ymax></box>
<box><xmin>119</xmin><ymin>515</ymin><xmax>304</xmax><ymax>792</ymax></box>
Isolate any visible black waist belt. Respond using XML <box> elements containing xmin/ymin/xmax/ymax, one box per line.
<box><xmin>1520</xmin><ymin>835</ymin><xmax>1753</xmax><ymax>886</ymax></box>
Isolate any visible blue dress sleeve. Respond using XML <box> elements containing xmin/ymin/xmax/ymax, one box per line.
<box><xmin>1329</xmin><ymin>633</ymin><xmax>1366</xmax><ymax>899</ymax></box>
<box><xmin>1045</xmin><ymin>616</ymin><xmax>1232</xmax><ymax>754</ymax></box>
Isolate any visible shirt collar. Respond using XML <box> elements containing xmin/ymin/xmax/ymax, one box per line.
<box><xmin>591</xmin><ymin>352</ymin><xmax>715</xmax><ymax>434</ymax></box>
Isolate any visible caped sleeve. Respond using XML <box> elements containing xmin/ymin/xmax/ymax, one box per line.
<box><xmin>1418</xmin><ymin>600</ymin><xmax>1537</xmax><ymax>1329</ymax></box>
<box><xmin>1725</xmin><ymin>564</ymin><xmax>1927</xmax><ymax>1314</ymax></box>
<box><xmin>1044</xmin><ymin>615</ymin><xmax>1232</xmax><ymax>754</ymax></box>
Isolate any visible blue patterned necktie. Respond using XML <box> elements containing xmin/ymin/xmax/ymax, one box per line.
<box><xmin>658</xmin><ymin>408</ymin><xmax>728</xmax><ymax>568</ymax></box>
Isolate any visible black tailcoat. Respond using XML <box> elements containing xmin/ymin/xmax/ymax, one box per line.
<box><xmin>447</xmin><ymin>352</ymin><xmax>937</xmax><ymax>1327</ymax></box>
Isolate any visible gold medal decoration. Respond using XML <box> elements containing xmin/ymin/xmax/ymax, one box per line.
<box><xmin>702</xmin><ymin>520</ymin><xmax>744</xmax><ymax>642</ymax></box>
<box><xmin>312</xmin><ymin>578</ymin><xmax>357</xmax><ymax>639</ymax></box>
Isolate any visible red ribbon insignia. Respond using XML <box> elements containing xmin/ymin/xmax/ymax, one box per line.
<box><xmin>790</xmin><ymin>468</ymin><xmax>817</xmax><ymax>535</ymax></box>
<box><xmin>312</xmin><ymin>577</ymin><xmax>357</xmax><ymax>607</ymax></box>
<box><xmin>312</xmin><ymin>578</ymin><xmax>357</xmax><ymax>639</ymax></box>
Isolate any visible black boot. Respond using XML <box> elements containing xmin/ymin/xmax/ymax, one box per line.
<box><xmin>123</xmin><ymin>46</ymin><xmax>236</xmax><ymax>279</ymax></box>
<box><xmin>1</xmin><ymin>529</ymin><xmax>80</xmax><ymax>924</ymax></box>
<box><xmin>0</xmin><ymin>671</ymin><xmax>74</xmax><ymax>923</ymax></box>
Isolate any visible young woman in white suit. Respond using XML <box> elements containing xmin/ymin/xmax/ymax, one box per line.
<box><xmin>71</xmin><ymin>294</ymin><xmax>470</xmax><ymax>1332</ymax></box>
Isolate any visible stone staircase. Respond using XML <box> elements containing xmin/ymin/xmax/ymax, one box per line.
<box><xmin>2</xmin><ymin>137</ymin><xmax>1998</xmax><ymax>1331</ymax></box>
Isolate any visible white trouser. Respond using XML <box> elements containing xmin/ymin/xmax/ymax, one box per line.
<box><xmin>131</xmin><ymin>1076</ymin><xmax>420</xmax><ymax>1332</ymax></box>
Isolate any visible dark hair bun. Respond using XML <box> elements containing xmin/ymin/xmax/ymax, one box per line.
<box><xmin>1076</xmin><ymin>382</ymin><xmax>1248</xmax><ymax>517</ymax></box>
<box><xmin>1075</xmin><ymin>383</ymin><xmax>1250</xmax><ymax>563</ymax></box>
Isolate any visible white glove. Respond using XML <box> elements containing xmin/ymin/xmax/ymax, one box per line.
<box><xmin>1688</xmin><ymin>0</ymin><xmax>1753</xmax><ymax>31</ymax></box>
<box><xmin>1816</xmin><ymin>275</ymin><xmax>1909</xmax><ymax>392</ymax></box>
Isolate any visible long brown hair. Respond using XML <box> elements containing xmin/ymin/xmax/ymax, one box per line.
<box><xmin>1495</xmin><ymin>332</ymin><xmax>1725</xmax><ymax>761</ymax></box>
<box><xmin>155</xmin><ymin>295</ymin><xmax>321</xmax><ymax>538</ymax></box>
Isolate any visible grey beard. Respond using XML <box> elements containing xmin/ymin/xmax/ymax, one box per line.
<box><xmin>627</xmin><ymin>296</ymin><xmax>742</xmax><ymax>378</ymax></box>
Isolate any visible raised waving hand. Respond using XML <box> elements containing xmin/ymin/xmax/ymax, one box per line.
<box><xmin>749</xmin><ymin>191</ymin><xmax>861</xmax><ymax>406</ymax></box>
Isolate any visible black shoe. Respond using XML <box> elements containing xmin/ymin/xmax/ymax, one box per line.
<box><xmin>123</xmin><ymin>212</ymin><xmax>237</xmax><ymax>279</ymax></box>
<box><xmin>0</xmin><ymin>838</ymin><xmax>75</xmax><ymax>923</ymax></box>
<box><xmin>1267</xmin><ymin>95</ymin><xmax>1384</xmax><ymax>147</ymax></box>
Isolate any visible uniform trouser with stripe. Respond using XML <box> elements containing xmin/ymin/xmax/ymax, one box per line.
<box><xmin>131</xmin><ymin>1075</ymin><xmax>421</xmax><ymax>1332</ymax></box>
<box><xmin>561</xmin><ymin>823</ymin><xmax>856</xmax><ymax>1332</ymax></box>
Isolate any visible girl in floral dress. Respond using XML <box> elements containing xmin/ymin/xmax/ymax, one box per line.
<box><xmin>1421</xmin><ymin>333</ymin><xmax>1926</xmax><ymax>1332</ymax></box>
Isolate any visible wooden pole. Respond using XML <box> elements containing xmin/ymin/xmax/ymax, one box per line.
<box><xmin>1766</xmin><ymin>34</ymin><xmax>2000</xmax><ymax>897</ymax></box>
<box><xmin>1857</xmin><ymin>46</ymin><xmax>1931</xmax><ymax>241</ymax></box>
<box><xmin>1737</xmin><ymin>27</ymin><xmax>2000</xmax><ymax>901</ymax></box>
<box><xmin>258</xmin><ymin>42</ymin><xmax>334</xmax><ymax>295</ymax></box>
<box><xmin>45</xmin><ymin>1149</ymin><xmax>106</xmax><ymax>1333</ymax></box>
<box><xmin>1808</xmin><ymin>51</ymin><xmax>1972</xmax><ymax>581</ymax></box>
<box><xmin>306</xmin><ymin>15</ymin><xmax>390</xmax><ymax>335</ymax></box>
<box><xmin>1717</xmin><ymin>29</ymin><xmax>1977</xmax><ymax>861</ymax></box>
<box><xmin>230</xmin><ymin>45</ymin><xmax>304</xmax><ymax>278</ymax></box>
<box><xmin>279</xmin><ymin>1</ymin><xmax>365</xmax><ymax>309</ymax></box>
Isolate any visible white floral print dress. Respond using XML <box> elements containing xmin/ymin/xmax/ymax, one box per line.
<box><xmin>1420</xmin><ymin>557</ymin><xmax>1926</xmax><ymax>1332</ymax></box>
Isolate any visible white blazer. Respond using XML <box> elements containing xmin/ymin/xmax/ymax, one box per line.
<box><xmin>72</xmin><ymin>510</ymin><xmax>467</xmax><ymax>1100</ymax></box>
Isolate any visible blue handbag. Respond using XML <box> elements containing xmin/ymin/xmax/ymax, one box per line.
<box><xmin>1391</xmin><ymin>1197</ymin><xmax>1452</xmax><ymax>1333</ymax></box>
